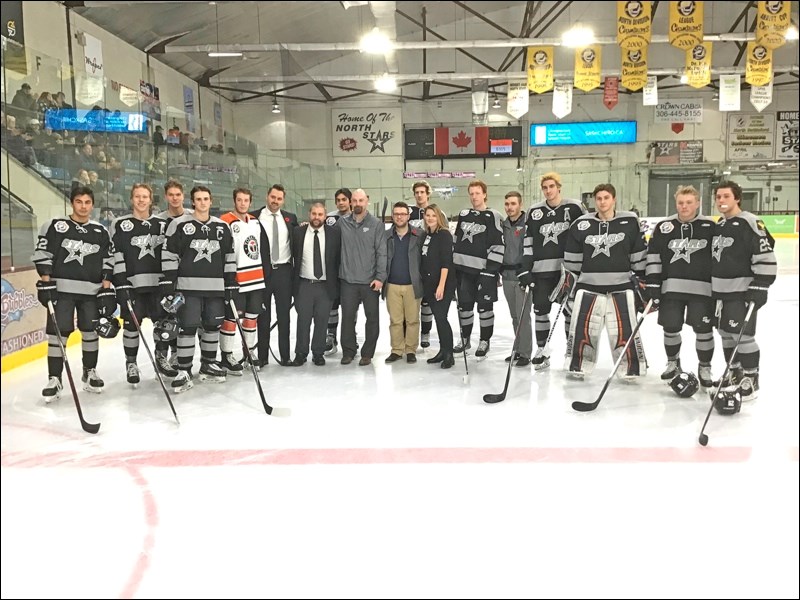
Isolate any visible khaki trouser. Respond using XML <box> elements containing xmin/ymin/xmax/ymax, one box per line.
<box><xmin>386</xmin><ymin>283</ymin><xmax>421</xmax><ymax>355</ymax></box>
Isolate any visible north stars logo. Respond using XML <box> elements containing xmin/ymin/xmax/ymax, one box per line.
<box><xmin>459</xmin><ymin>221</ymin><xmax>487</xmax><ymax>243</ymax></box>
<box><xmin>61</xmin><ymin>239</ymin><xmax>101</xmax><ymax>265</ymax></box>
<box><xmin>131</xmin><ymin>234</ymin><xmax>164</xmax><ymax>259</ymax></box>
<box><xmin>539</xmin><ymin>221</ymin><xmax>569</xmax><ymax>245</ymax></box>
<box><xmin>668</xmin><ymin>238</ymin><xmax>707</xmax><ymax>263</ymax></box>
<box><xmin>585</xmin><ymin>232</ymin><xmax>625</xmax><ymax>258</ymax></box>
<box><xmin>712</xmin><ymin>235</ymin><xmax>734</xmax><ymax>261</ymax></box>
<box><xmin>190</xmin><ymin>239</ymin><xmax>221</xmax><ymax>262</ymax></box>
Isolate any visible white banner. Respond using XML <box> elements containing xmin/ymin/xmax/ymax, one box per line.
<box><xmin>776</xmin><ymin>111</ymin><xmax>799</xmax><ymax>160</ymax></box>
<box><xmin>552</xmin><ymin>80</ymin><xmax>573</xmax><ymax>119</ymax></box>
<box><xmin>749</xmin><ymin>80</ymin><xmax>773</xmax><ymax>113</ymax></box>
<box><xmin>642</xmin><ymin>76</ymin><xmax>658</xmax><ymax>106</ymax></box>
<box><xmin>718</xmin><ymin>74</ymin><xmax>741</xmax><ymax>112</ymax></box>
<box><xmin>654</xmin><ymin>99</ymin><xmax>703</xmax><ymax>123</ymax></box>
<box><xmin>331</xmin><ymin>108</ymin><xmax>403</xmax><ymax>157</ymax></box>
<box><xmin>727</xmin><ymin>113</ymin><xmax>775</xmax><ymax>161</ymax></box>
<box><xmin>506</xmin><ymin>81</ymin><xmax>529</xmax><ymax>119</ymax></box>
<box><xmin>83</xmin><ymin>33</ymin><xmax>104</xmax><ymax>79</ymax></box>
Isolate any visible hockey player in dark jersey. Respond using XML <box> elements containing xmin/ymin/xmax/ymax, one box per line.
<box><xmin>408</xmin><ymin>180</ymin><xmax>436</xmax><ymax>349</ymax></box>
<box><xmin>645</xmin><ymin>185</ymin><xmax>716</xmax><ymax>387</ymax></box>
<box><xmin>110</xmin><ymin>183</ymin><xmax>174</xmax><ymax>385</ymax></box>
<box><xmin>563</xmin><ymin>183</ymin><xmax>648</xmax><ymax>379</ymax></box>
<box><xmin>452</xmin><ymin>179</ymin><xmax>505</xmax><ymax>358</ymax></box>
<box><xmin>710</xmin><ymin>180</ymin><xmax>777</xmax><ymax>406</ymax></box>
<box><xmin>518</xmin><ymin>172</ymin><xmax>586</xmax><ymax>370</ymax></box>
<box><xmin>32</xmin><ymin>186</ymin><xmax>114</xmax><ymax>400</ymax></box>
<box><xmin>324</xmin><ymin>187</ymin><xmax>352</xmax><ymax>356</ymax></box>
<box><xmin>161</xmin><ymin>185</ymin><xmax>237</xmax><ymax>393</ymax></box>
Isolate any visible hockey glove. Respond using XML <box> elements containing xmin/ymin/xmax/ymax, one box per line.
<box><xmin>115</xmin><ymin>283</ymin><xmax>133</xmax><ymax>304</ymax></box>
<box><xmin>224</xmin><ymin>283</ymin><xmax>240</xmax><ymax>303</ymax></box>
<box><xmin>548</xmin><ymin>269</ymin><xmax>575</xmax><ymax>304</ymax></box>
<box><xmin>477</xmin><ymin>272</ymin><xmax>499</xmax><ymax>303</ymax></box>
<box><xmin>745</xmin><ymin>284</ymin><xmax>768</xmax><ymax>310</ymax></box>
<box><xmin>517</xmin><ymin>269</ymin><xmax>535</xmax><ymax>290</ymax></box>
<box><xmin>97</xmin><ymin>289</ymin><xmax>118</xmax><ymax>317</ymax></box>
<box><xmin>36</xmin><ymin>280</ymin><xmax>58</xmax><ymax>306</ymax></box>
<box><xmin>643</xmin><ymin>282</ymin><xmax>661</xmax><ymax>312</ymax></box>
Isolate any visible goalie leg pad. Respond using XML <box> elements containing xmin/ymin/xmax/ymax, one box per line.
<box><xmin>607</xmin><ymin>289</ymin><xmax>647</xmax><ymax>378</ymax></box>
<box><xmin>565</xmin><ymin>289</ymin><xmax>605</xmax><ymax>376</ymax></box>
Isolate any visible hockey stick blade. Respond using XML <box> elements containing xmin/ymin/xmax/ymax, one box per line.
<box><xmin>47</xmin><ymin>301</ymin><xmax>100</xmax><ymax>434</ymax></box>
<box><xmin>571</xmin><ymin>298</ymin><xmax>653</xmax><ymax>413</ymax></box>
<box><xmin>483</xmin><ymin>288</ymin><xmax>530</xmax><ymax>404</ymax></box>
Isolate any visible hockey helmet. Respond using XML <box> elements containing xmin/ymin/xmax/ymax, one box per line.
<box><xmin>669</xmin><ymin>371</ymin><xmax>699</xmax><ymax>398</ymax></box>
<box><xmin>154</xmin><ymin>316</ymin><xmax>179</xmax><ymax>342</ymax></box>
<box><xmin>96</xmin><ymin>316</ymin><xmax>121</xmax><ymax>339</ymax></box>
<box><xmin>160</xmin><ymin>292</ymin><xmax>185</xmax><ymax>314</ymax></box>
<box><xmin>714</xmin><ymin>388</ymin><xmax>742</xmax><ymax>416</ymax></box>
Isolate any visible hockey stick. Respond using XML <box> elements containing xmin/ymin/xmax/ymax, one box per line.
<box><xmin>571</xmin><ymin>298</ymin><xmax>654</xmax><ymax>413</ymax></box>
<box><xmin>126</xmin><ymin>299</ymin><xmax>179</xmax><ymax>425</ymax></box>
<box><xmin>265</xmin><ymin>301</ymin><xmax>295</xmax><ymax>366</ymax></box>
<box><xmin>453</xmin><ymin>287</ymin><xmax>470</xmax><ymax>384</ymax></box>
<box><xmin>46</xmin><ymin>300</ymin><xmax>100</xmax><ymax>434</ymax></box>
<box><xmin>483</xmin><ymin>286</ymin><xmax>530</xmax><ymax>404</ymax></box>
<box><xmin>381</xmin><ymin>196</ymin><xmax>389</xmax><ymax>223</ymax></box>
<box><xmin>698</xmin><ymin>302</ymin><xmax>755</xmax><ymax>447</ymax></box>
<box><xmin>537</xmin><ymin>286</ymin><xmax>571</xmax><ymax>363</ymax></box>
<box><xmin>229</xmin><ymin>299</ymin><xmax>290</xmax><ymax>417</ymax></box>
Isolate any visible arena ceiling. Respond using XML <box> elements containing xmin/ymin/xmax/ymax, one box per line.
<box><xmin>64</xmin><ymin>1</ymin><xmax>800</xmax><ymax>104</ymax></box>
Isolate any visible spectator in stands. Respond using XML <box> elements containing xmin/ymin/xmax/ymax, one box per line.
<box><xmin>146</xmin><ymin>150</ymin><xmax>168</xmax><ymax>179</ymax></box>
<box><xmin>53</xmin><ymin>91</ymin><xmax>73</xmax><ymax>109</ymax></box>
<box><xmin>78</xmin><ymin>142</ymin><xmax>99</xmax><ymax>173</ymax></box>
<box><xmin>10</xmin><ymin>83</ymin><xmax>37</xmax><ymax>125</ymax></box>
<box><xmin>71</xmin><ymin>169</ymin><xmax>91</xmax><ymax>194</ymax></box>
<box><xmin>152</xmin><ymin>125</ymin><xmax>165</xmax><ymax>158</ymax></box>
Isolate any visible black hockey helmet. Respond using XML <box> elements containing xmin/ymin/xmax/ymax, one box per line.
<box><xmin>154</xmin><ymin>315</ymin><xmax>179</xmax><ymax>342</ymax></box>
<box><xmin>96</xmin><ymin>316</ymin><xmax>121</xmax><ymax>339</ymax></box>
<box><xmin>670</xmin><ymin>371</ymin><xmax>699</xmax><ymax>398</ymax></box>
<box><xmin>714</xmin><ymin>388</ymin><xmax>742</xmax><ymax>416</ymax></box>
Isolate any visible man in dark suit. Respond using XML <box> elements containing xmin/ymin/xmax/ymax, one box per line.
<box><xmin>252</xmin><ymin>184</ymin><xmax>297</xmax><ymax>366</ymax></box>
<box><xmin>289</xmin><ymin>202</ymin><xmax>341</xmax><ymax>366</ymax></box>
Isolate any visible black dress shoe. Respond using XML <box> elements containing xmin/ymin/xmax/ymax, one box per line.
<box><xmin>341</xmin><ymin>355</ymin><xmax>355</xmax><ymax>365</ymax></box>
<box><xmin>312</xmin><ymin>355</ymin><xmax>325</xmax><ymax>366</ymax></box>
<box><xmin>441</xmin><ymin>353</ymin><xmax>455</xmax><ymax>369</ymax></box>
<box><xmin>407</xmin><ymin>353</ymin><xmax>417</xmax><ymax>363</ymax></box>
<box><xmin>427</xmin><ymin>351</ymin><xmax>444</xmax><ymax>364</ymax></box>
<box><xmin>385</xmin><ymin>353</ymin><xmax>403</xmax><ymax>363</ymax></box>
<box><xmin>289</xmin><ymin>356</ymin><xmax>307</xmax><ymax>367</ymax></box>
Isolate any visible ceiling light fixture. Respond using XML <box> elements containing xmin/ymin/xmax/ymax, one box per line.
<box><xmin>359</xmin><ymin>27</ymin><xmax>393</xmax><ymax>54</ymax></box>
<box><xmin>786</xmin><ymin>25</ymin><xmax>799</xmax><ymax>41</ymax></box>
<box><xmin>209</xmin><ymin>3</ymin><xmax>243</xmax><ymax>58</ymax></box>
<box><xmin>492</xmin><ymin>96</ymin><xmax>502</xmax><ymax>109</ymax></box>
<box><xmin>562</xmin><ymin>26</ymin><xmax>595</xmax><ymax>47</ymax></box>
<box><xmin>680</xmin><ymin>73</ymin><xmax>689</xmax><ymax>84</ymax></box>
<box><xmin>272</xmin><ymin>100</ymin><xmax>281</xmax><ymax>114</ymax></box>
<box><xmin>374</xmin><ymin>73</ymin><xmax>397</xmax><ymax>93</ymax></box>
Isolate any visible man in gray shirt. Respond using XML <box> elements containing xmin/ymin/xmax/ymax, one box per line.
<box><xmin>338</xmin><ymin>188</ymin><xmax>387</xmax><ymax>366</ymax></box>
<box><xmin>501</xmin><ymin>191</ymin><xmax>532</xmax><ymax>367</ymax></box>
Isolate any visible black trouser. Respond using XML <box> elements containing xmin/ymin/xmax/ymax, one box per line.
<box><xmin>295</xmin><ymin>279</ymin><xmax>334</xmax><ymax>359</ymax></box>
<box><xmin>340</xmin><ymin>281</ymin><xmax>380</xmax><ymax>359</ymax></box>
<box><xmin>429</xmin><ymin>294</ymin><xmax>454</xmax><ymax>353</ymax></box>
<box><xmin>257</xmin><ymin>263</ymin><xmax>292</xmax><ymax>363</ymax></box>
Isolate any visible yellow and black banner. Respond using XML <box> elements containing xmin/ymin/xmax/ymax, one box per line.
<box><xmin>621</xmin><ymin>46</ymin><xmax>648</xmax><ymax>91</ymax></box>
<box><xmin>527</xmin><ymin>46</ymin><xmax>554</xmax><ymax>94</ymax></box>
<box><xmin>574</xmin><ymin>45</ymin><xmax>602</xmax><ymax>92</ymax></box>
<box><xmin>2</xmin><ymin>0</ymin><xmax>27</xmax><ymax>75</ymax></box>
<box><xmin>756</xmin><ymin>0</ymin><xmax>790</xmax><ymax>49</ymax></box>
<box><xmin>745</xmin><ymin>41</ymin><xmax>773</xmax><ymax>87</ymax></box>
<box><xmin>617</xmin><ymin>1</ymin><xmax>651</xmax><ymax>50</ymax></box>
<box><xmin>685</xmin><ymin>42</ymin><xmax>712</xmax><ymax>88</ymax></box>
<box><xmin>669</xmin><ymin>1</ymin><xmax>704</xmax><ymax>50</ymax></box>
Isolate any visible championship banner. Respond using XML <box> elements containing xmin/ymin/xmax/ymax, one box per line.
<box><xmin>552</xmin><ymin>80</ymin><xmax>573</xmax><ymax>119</ymax></box>
<box><xmin>756</xmin><ymin>0</ymin><xmax>790</xmax><ymax>49</ymax></box>
<box><xmin>471</xmin><ymin>78</ymin><xmax>489</xmax><ymax>125</ymax></box>
<box><xmin>642</xmin><ymin>75</ymin><xmax>658</xmax><ymax>106</ymax></box>
<box><xmin>621</xmin><ymin>46</ymin><xmax>648</xmax><ymax>91</ymax></box>
<box><xmin>574</xmin><ymin>45</ymin><xmax>601</xmax><ymax>92</ymax></box>
<box><xmin>718</xmin><ymin>74</ymin><xmax>741</xmax><ymax>112</ymax></box>
<box><xmin>750</xmin><ymin>79</ymin><xmax>773</xmax><ymax>112</ymax></box>
<box><xmin>685</xmin><ymin>42</ymin><xmax>712</xmax><ymax>88</ymax></box>
<box><xmin>617</xmin><ymin>1</ymin><xmax>651</xmax><ymax>50</ymax></box>
<box><xmin>84</xmin><ymin>33</ymin><xmax>104</xmax><ymax>79</ymax></box>
<box><xmin>506</xmin><ymin>81</ymin><xmax>529</xmax><ymax>119</ymax></box>
<box><xmin>745</xmin><ymin>42</ymin><xmax>773</xmax><ymax>87</ymax></box>
<box><xmin>2</xmin><ymin>1</ymin><xmax>27</xmax><ymax>75</ymax></box>
<box><xmin>603</xmin><ymin>76</ymin><xmax>620</xmax><ymax>110</ymax></box>
<box><xmin>669</xmin><ymin>1</ymin><xmax>704</xmax><ymax>50</ymax></box>
<box><xmin>331</xmin><ymin>107</ymin><xmax>403</xmax><ymax>157</ymax></box>
<box><xmin>527</xmin><ymin>46</ymin><xmax>554</xmax><ymax>94</ymax></box>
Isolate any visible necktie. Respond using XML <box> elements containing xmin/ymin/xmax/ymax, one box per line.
<box><xmin>271</xmin><ymin>213</ymin><xmax>279</xmax><ymax>264</ymax></box>
<box><xmin>313</xmin><ymin>230</ymin><xmax>323</xmax><ymax>280</ymax></box>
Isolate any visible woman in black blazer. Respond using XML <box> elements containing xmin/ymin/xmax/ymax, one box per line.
<box><xmin>421</xmin><ymin>204</ymin><xmax>456</xmax><ymax>368</ymax></box>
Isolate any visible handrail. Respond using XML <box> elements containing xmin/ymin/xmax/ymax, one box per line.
<box><xmin>0</xmin><ymin>183</ymin><xmax>34</xmax><ymax>214</ymax></box>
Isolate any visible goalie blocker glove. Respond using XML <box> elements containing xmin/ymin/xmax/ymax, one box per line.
<box><xmin>548</xmin><ymin>268</ymin><xmax>575</xmax><ymax>304</ymax></box>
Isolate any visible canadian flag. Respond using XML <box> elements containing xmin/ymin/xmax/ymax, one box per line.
<box><xmin>434</xmin><ymin>126</ymin><xmax>490</xmax><ymax>156</ymax></box>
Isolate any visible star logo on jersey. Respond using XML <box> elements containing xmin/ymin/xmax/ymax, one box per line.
<box><xmin>61</xmin><ymin>238</ymin><xmax>101</xmax><ymax>265</ymax></box>
<box><xmin>712</xmin><ymin>235</ymin><xmax>734</xmax><ymax>262</ymax></box>
<box><xmin>190</xmin><ymin>239</ymin><xmax>221</xmax><ymax>262</ymax></box>
<box><xmin>585</xmin><ymin>232</ymin><xmax>625</xmax><ymax>258</ymax></box>
<box><xmin>459</xmin><ymin>221</ymin><xmax>487</xmax><ymax>243</ymax></box>
<box><xmin>539</xmin><ymin>221</ymin><xmax>569</xmax><ymax>246</ymax></box>
<box><xmin>667</xmin><ymin>238</ymin><xmax>707</xmax><ymax>264</ymax></box>
<box><xmin>131</xmin><ymin>234</ymin><xmax>160</xmax><ymax>259</ymax></box>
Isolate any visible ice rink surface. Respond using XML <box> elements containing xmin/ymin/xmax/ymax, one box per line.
<box><xmin>2</xmin><ymin>241</ymin><xmax>798</xmax><ymax>599</ymax></box>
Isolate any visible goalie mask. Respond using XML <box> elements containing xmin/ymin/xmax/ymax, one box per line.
<box><xmin>160</xmin><ymin>292</ymin><xmax>186</xmax><ymax>314</ymax></box>
<box><xmin>96</xmin><ymin>316</ymin><xmax>121</xmax><ymax>339</ymax></box>
<box><xmin>669</xmin><ymin>371</ymin><xmax>699</xmax><ymax>398</ymax></box>
<box><xmin>154</xmin><ymin>316</ymin><xmax>179</xmax><ymax>342</ymax></box>
<box><xmin>714</xmin><ymin>388</ymin><xmax>742</xmax><ymax>416</ymax></box>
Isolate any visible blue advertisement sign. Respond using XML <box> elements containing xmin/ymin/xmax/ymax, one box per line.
<box><xmin>44</xmin><ymin>109</ymin><xmax>146</xmax><ymax>133</ymax></box>
<box><xmin>530</xmin><ymin>121</ymin><xmax>637</xmax><ymax>146</ymax></box>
